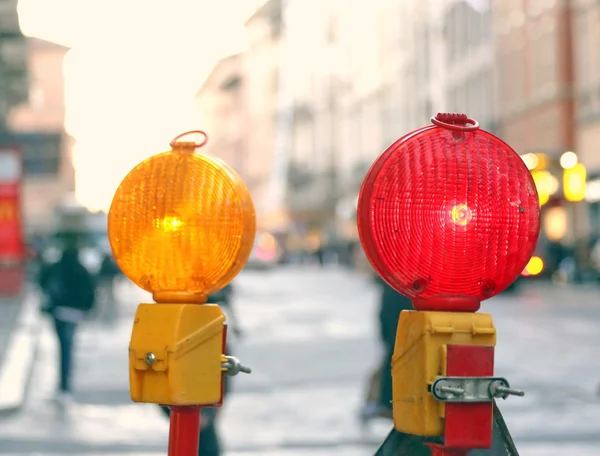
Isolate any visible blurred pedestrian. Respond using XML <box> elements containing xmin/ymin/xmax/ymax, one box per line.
<box><xmin>97</xmin><ymin>246</ymin><xmax>122</xmax><ymax>324</ymax></box>
<box><xmin>546</xmin><ymin>240</ymin><xmax>567</xmax><ymax>278</ymax></box>
<box><xmin>361</xmin><ymin>274</ymin><xmax>413</xmax><ymax>423</ymax></box>
<box><xmin>591</xmin><ymin>237</ymin><xmax>600</xmax><ymax>278</ymax></box>
<box><xmin>38</xmin><ymin>231</ymin><xmax>96</xmax><ymax>403</ymax></box>
<box><xmin>314</xmin><ymin>246</ymin><xmax>325</xmax><ymax>266</ymax></box>
<box><xmin>210</xmin><ymin>283</ymin><xmax>243</xmax><ymax>339</ymax></box>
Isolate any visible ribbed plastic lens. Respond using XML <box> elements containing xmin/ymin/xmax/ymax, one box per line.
<box><xmin>357</xmin><ymin>126</ymin><xmax>540</xmax><ymax>308</ymax></box>
<box><xmin>108</xmin><ymin>145</ymin><xmax>256</xmax><ymax>301</ymax></box>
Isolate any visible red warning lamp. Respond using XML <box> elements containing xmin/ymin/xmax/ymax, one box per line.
<box><xmin>357</xmin><ymin>113</ymin><xmax>541</xmax><ymax>312</ymax></box>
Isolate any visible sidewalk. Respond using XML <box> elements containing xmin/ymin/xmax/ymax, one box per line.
<box><xmin>0</xmin><ymin>286</ymin><xmax>43</xmax><ymax>412</ymax></box>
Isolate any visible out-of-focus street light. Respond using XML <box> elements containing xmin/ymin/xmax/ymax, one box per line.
<box><xmin>531</xmin><ymin>169</ymin><xmax>559</xmax><ymax>206</ymax></box>
<box><xmin>563</xmin><ymin>162</ymin><xmax>587</xmax><ymax>202</ymax></box>
<box><xmin>560</xmin><ymin>151</ymin><xmax>578</xmax><ymax>169</ymax></box>
<box><xmin>520</xmin><ymin>153</ymin><xmax>539</xmax><ymax>170</ymax></box>
<box><xmin>520</xmin><ymin>152</ymin><xmax>549</xmax><ymax>171</ymax></box>
<box><xmin>585</xmin><ymin>179</ymin><xmax>600</xmax><ymax>203</ymax></box>
<box><xmin>544</xmin><ymin>206</ymin><xmax>567</xmax><ymax>241</ymax></box>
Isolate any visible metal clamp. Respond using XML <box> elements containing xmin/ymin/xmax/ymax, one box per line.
<box><xmin>432</xmin><ymin>376</ymin><xmax>524</xmax><ymax>403</ymax></box>
<box><xmin>221</xmin><ymin>355</ymin><xmax>252</xmax><ymax>376</ymax></box>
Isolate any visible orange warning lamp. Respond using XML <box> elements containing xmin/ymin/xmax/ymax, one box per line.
<box><xmin>108</xmin><ymin>130</ymin><xmax>256</xmax><ymax>303</ymax></box>
<box><xmin>108</xmin><ymin>131</ymin><xmax>256</xmax><ymax>456</ymax></box>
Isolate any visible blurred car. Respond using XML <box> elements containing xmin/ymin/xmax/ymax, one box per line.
<box><xmin>246</xmin><ymin>231</ymin><xmax>281</xmax><ymax>270</ymax></box>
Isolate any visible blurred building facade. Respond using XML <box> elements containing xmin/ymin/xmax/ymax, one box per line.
<box><xmin>493</xmin><ymin>0</ymin><xmax>572</xmax><ymax>154</ymax></box>
<box><xmin>444</xmin><ymin>0</ymin><xmax>495</xmax><ymax>131</ymax></box>
<box><xmin>242</xmin><ymin>0</ymin><xmax>283</xmax><ymax>231</ymax></box>
<box><xmin>196</xmin><ymin>0</ymin><xmax>283</xmax><ymax>232</ymax></box>
<box><xmin>251</xmin><ymin>0</ymin><xmax>494</xmax><ymax>249</ymax></box>
<box><xmin>493</xmin><ymin>0</ymin><xmax>584</xmax><ymax>246</ymax></box>
<box><xmin>7</xmin><ymin>37</ymin><xmax>74</xmax><ymax>234</ymax></box>
<box><xmin>331</xmin><ymin>0</ymin><xmax>449</xmax><ymax>244</ymax></box>
<box><xmin>572</xmin><ymin>0</ymin><xmax>600</xmax><ymax>234</ymax></box>
<box><xmin>196</xmin><ymin>54</ymin><xmax>245</xmax><ymax>175</ymax></box>
<box><xmin>0</xmin><ymin>0</ymin><xmax>28</xmax><ymax>132</ymax></box>
<box><xmin>278</xmin><ymin>0</ymin><xmax>342</xmax><ymax>245</ymax></box>
<box><xmin>198</xmin><ymin>0</ymin><xmax>599</xmax><ymax>257</ymax></box>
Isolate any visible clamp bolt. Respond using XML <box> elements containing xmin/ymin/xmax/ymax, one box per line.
<box><xmin>489</xmin><ymin>380</ymin><xmax>524</xmax><ymax>399</ymax></box>
<box><xmin>145</xmin><ymin>352</ymin><xmax>156</xmax><ymax>366</ymax></box>
<box><xmin>438</xmin><ymin>385</ymin><xmax>465</xmax><ymax>396</ymax></box>
<box><xmin>222</xmin><ymin>355</ymin><xmax>251</xmax><ymax>376</ymax></box>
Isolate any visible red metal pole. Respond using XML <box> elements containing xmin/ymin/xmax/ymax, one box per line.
<box><xmin>168</xmin><ymin>406</ymin><xmax>201</xmax><ymax>456</ymax></box>
<box><xmin>427</xmin><ymin>444</ymin><xmax>469</xmax><ymax>456</ymax></box>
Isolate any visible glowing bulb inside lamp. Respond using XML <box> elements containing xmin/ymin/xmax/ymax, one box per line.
<box><xmin>449</xmin><ymin>203</ymin><xmax>473</xmax><ymax>227</ymax></box>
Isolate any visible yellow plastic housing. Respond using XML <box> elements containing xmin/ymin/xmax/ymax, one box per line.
<box><xmin>108</xmin><ymin>142</ymin><xmax>256</xmax><ymax>302</ymax></box>
<box><xmin>129</xmin><ymin>303</ymin><xmax>225</xmax><ymax>405</ymax></box>
<box><xmin>392</xmin><ymin>310</ymin><xmax>496</xmax><ymax>437</ymax></box>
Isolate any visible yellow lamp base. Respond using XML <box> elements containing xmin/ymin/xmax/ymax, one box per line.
<box><xmin>391</xmin><ymin>310</ymin><xmax>496</xmax><ymax>437</ymax></box>
<box><xmin>129</xmin><ymin>303</ymin><xmax>225</xmax><ymax>406</ymax></box>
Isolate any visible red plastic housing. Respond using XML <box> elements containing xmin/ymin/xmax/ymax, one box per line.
<box><xmin>357</xmin><ymin>122</ymin><xmax>540</xmax><ymax>311</ymax></box>
<box><xmin>444</xmin><ymin>344</ymin><xmax>494</xmax><ymax>448</ymax></box>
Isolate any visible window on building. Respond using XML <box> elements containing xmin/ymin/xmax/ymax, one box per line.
<box><xmin>503</xmin><ymin>42</ymin><xmax>526</xmax><ymax>109</ymax></box>
<box><xmin>351</xmin><ymin>106</ymin><xmax>362</xmax><ymax>170</ymax></box>
<box><xmin>529</xmin><ymin>17</ymin><xmax>558</xmax><ymax>98</ymax></box>
<box><xmin>377</xmin><ymin>9</ymin><xmax>386</xmax><ymax>69</ymax></box>
<box><xmin>444</xmin><ymin>10</ymin><xmax>455</xmax><ymax>64</ymax></box>
<box><xmin>326</xmin><ymin>12</ymin><xmax>338</xmax><ymax>44</ymax></box>
<box><xmin>16</xmin><ymin>132</ymin><xmax>62</xmax><ymax>177</ymax></box>
<box><xmin>482</xmin><ymin>69</ymin><xmax>494</xmax><ymax>121</ymax></box>
<box><xmin>446</xmin><ymin>88</ymin><xmax>455</xmax><ymax>111</ymax></box>
<box><xmin>312</xmin><ymin>116</ymin><xmax>327</xmax><ymax>172</ymax></box>
<box><xmin>0</xmin><ymin>38</ymin><xmax>27</xmax><ymax>68</ymax></box>
<box><xmin>361</xmin><ymin>100</ymin><xmax>372</xmax><ymax>159</ymax></box>
<box><xmin>308</xmin><ymin>122</ymin><xmax>318</xmax><ymax>170</ymax></box>
<box><xmin>29</xmin><ymin>85</ymin><xmax>45</xmax><ymax>110</ymax></box>
<box><xmin>467</xmin><ymin>5</ymin><xmax>479</xmax><ymax>49</ymax></box>
<box><xmin>595</xmin><ymin>7</ymin><xmax>600</xmax><ymax>88</ymax></box>
<box><xmin>458</xmin><ymin>7</ymin><xmax>468</xmax><ymax>58</ymax></box>
<box><xmin>480</xmin><ymin>7</ymin><xmax>492</xmax><ymax>43</ymax></box>
<box><xmin>495</xmin><ymin>0</ymin><xmax>524</xmax><ymax>35</ymax></box>
<box><xmin>270</xmin><ymin>10</ymin><xmax>282</xmax><ymax>40</ymax></box>
<box><xmin>400</xmin><ymin>8</ymin><xmax>417</xmax><ymax>59</ymax></box>
<box><xmin>339</xmin><ymin>110</ymin><xmax>352</xmax><ymax>176</ymax></box>
<box><xmin>574</xmin><ymin>9</ymin><xmax>591</xmax><ymax>93</ymax></box>
<box><xmin>421</xmin><ymin>25</ymin><xmax>430</xmax><ymax>83</ymax></box>
<box><xmin>465</xmin><ymin>75</ymin><xmax>475</xmax><ymax>118</ymax></box>
<box><xmin>423</xmin><ymin>98</ymin><xmax>433</xmax><ymax>124</ymax></box>
<box><xmin>527</xmin><ymin>0</ymin><xmax>548</xmax><ymax>18</ymax></box>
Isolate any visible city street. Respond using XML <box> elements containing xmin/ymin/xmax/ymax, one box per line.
<box><xmin>0</xmin><ymin>265</ymin><xmax>599</xmax><ymax>455</ymax></box>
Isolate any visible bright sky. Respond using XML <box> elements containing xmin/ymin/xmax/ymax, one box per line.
<box><xmin>17</xmin><ymin>0</ymin><xmax>263</xmax><ymax>211</ymax></box>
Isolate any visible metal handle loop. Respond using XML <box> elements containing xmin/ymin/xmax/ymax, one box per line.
<box><xmin>169</xmin><ymin>130</ymin><xmax>209</xmax><ymax>149</ymax></box>
<box><xmin>431</xmin><ymin>113</ymin><xmax>480</xmax><ymax>132</ymax></box>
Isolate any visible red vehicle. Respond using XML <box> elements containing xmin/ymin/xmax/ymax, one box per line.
<box><xmin>0</xmin><ymin>146</ymin><xmax>25</xmax><ymax>296</ymax></box>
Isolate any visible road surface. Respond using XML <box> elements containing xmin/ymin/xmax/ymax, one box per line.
<box><xmin>0</xmin><ymin>266</ymin><xmax>598</xmax><ymax>455</ymax></box>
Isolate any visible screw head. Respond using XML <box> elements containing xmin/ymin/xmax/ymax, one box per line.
<box><xmin>145</xmin><ymin>352</ymin><xmax>156</xmax><ymax>366</ymax></box>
